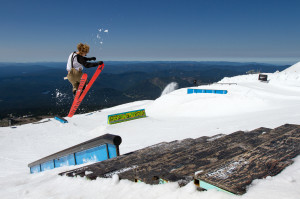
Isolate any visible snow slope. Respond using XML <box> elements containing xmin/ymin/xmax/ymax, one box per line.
<box><xmin>1</xmin><ymin>62</ymin><xmax>300</xmax><ymax>199</ymax></box>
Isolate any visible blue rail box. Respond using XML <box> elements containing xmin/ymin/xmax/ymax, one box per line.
<box><xmin>187</xmin><ymin>88</ymin><xmax>228</xmax><ymax>94</ymax></box>
<box><xmin>28</xmin><ymin>134</ymin><xmax>122</xmax><ymax>174</ymax></box>
<box><xmin>54</xmin><ymin>116</ymin><xmax>68</xmax><ymax>123</ymax></box>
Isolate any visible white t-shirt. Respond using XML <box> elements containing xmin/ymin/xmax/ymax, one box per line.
<box><xmin>66</xmin><ymin>52</ymin><xmax>83</xmax><ymax>71</ymax></box>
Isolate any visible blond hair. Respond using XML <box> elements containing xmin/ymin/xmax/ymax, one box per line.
<box><xmin>77</xmin><ymin>43</ymin><xmax>90</xmax><ymax>55</ymax></box>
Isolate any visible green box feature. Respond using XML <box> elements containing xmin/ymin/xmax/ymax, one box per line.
<box><xmin>108</xmin><ymin>109</ymin><xmax>146</xmax><ymax>124</ymax></box>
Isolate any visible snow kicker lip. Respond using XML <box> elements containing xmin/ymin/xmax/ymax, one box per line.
<box><xmin>59</xmin><ymin>124</ymin><xmax>300</xmax><ymax>195</ymax></box>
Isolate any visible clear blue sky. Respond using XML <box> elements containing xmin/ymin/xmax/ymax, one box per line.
<box><xmin>0</xmin><ymin>0</ymin><xmax>299</xmax><ymax>64</ymax></box>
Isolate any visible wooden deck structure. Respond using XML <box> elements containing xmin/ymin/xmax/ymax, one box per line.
<box><xmin>60</xmin><ymin>124</ymin><xmax>300</xmax><ymax>195</ymax></box>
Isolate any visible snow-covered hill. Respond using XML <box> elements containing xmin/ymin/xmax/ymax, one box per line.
<box><xmin>1</xmin><ymin>62</ymin><xmax>300</xmax><ymax>199</ymax></box>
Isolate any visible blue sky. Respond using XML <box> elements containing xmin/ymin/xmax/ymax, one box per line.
<box><xmin>0</xmin><ymin>0</ymin><xmax>299</xmax><ymax>64</ymax></box>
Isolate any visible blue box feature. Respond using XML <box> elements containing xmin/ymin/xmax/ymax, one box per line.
<box><xmin>41</xmin><ymin>160</ymin><xmax>55</xmax><ymax>171</ymax></box>
<box><xmin>30</xmin><ymin>165</ymin><xmax>41</xmax><ymax>174</ymax></box>
<box><xmin>187</xmin><ymin>88</ymin><xmax>228</xmax><ymax>95</ymax></box>
<box><xmin>54</xmin><ymin>154</ymin><xmax>76</xmax><ymax>168</ymax></box>
<box><xmin>28</xmin><ymin>134</ymin><xmax>121</xmax><ymax>174</ymax></box>
<box><xmin>107</xmin><ymin>144</ymin><xmax>117</xmax><ymax>158</ymax></box>
<box><xmin>75</xmin><ymin>144</ymin><xmax>108</xmax><ymax>165</ymax></box>
<box><xmin>54</xmin><ymin>116</ymin><xmax>68</xmax><ymax>124</ymax></box>
<box><xmin>215</xmin><ymin>90</ymin><xmax>228</xmax><ymax>94</ymax></box>
<box><xmin>187</xmin><ymin>89</ymin><xmax>194</xmax><ymax>94</ymax></box>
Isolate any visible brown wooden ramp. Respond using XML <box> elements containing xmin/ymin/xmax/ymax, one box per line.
<box><xmin>59</xmin><ymin>124</ymin><xmax>300</xmax><ymax>195</ymax></box>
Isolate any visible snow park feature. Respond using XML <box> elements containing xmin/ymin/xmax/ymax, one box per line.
<box><xmin>107</xmin><ymin>109</ymin><xmax>146</xmax><ymax>124</ymax></box>
<box><xmin>2</xmin><ymin>62</ymin><xmax>300</xmax><ymax>199</ymax></box>
<box><xmin>59</xmin><ymin>124</ymin><xmax>300</xmax><ymax>195</ymax></box>
<box><xmin>28</xmin><ymin>134</ymin><xmax>121</xmax><ymax>173</ymax></box>
<box><xmin>54</xmin><ymin>116</ymin><xmax>68</xmax><ymax>123</ymax></box>
<box><xmin>187</xmin><ymin>88</ymin><xmax>228</xmax><ymax>94</ymax></box>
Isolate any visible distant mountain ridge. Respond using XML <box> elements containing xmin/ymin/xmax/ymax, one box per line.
<box><xmin>0</xmin><ymin>61</ymin><xmax>290</xmax><ymax>119</ymax></box>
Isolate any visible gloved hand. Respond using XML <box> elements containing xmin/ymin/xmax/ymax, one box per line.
<box><xmin>98</xmin><ymin>61</ymin><xmax>104</xmax><ymax>65</ymax></box>
<box><xmin>90</xmin><ymin>57</ymin><xmax>96</xmax><ymax>61</ymax></box>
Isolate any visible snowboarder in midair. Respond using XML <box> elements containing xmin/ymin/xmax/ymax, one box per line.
<box><xmin>66</xmin><ymin>43</ymin><xmax>103</xmax><ymax>95</ymax></box>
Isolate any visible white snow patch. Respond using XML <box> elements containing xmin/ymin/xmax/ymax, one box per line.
<box><xmin>85</xmin><ymin>171</ymin><xmax>93</xmax><ymax>175</ymax></box>
<box><xmin>195</xmin><ymin>170</ymin><xmax>204</xmax><ymax>175</ymax></box>
<box><xmin>161</xmin><ymin>82</ymin><xmax>178</xmax><ymax>96</ymax></box>
<box><xmin>104</xmin><ymin>166</ymin><xmax>138</xmax><ymax>178</ymax></box>
<box><xmin>207</xmin><ymin>134</ymin><xmax>226</xmax><ymax>142</ymax></box>
<box><xmin>206</xmin><ymin>159</ymin><xmax>248</xmax><ymax>179</ymax></box>
<box><xmin>95</xmin><ymin>27</ymin><xmax>109</xmax><ymax>46</ymax></box>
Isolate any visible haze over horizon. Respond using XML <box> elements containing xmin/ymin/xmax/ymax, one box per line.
<box><xmin>0</xmin><ymin>0</ymin><xmax>299</xmax><ymax>64</ymax></box>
